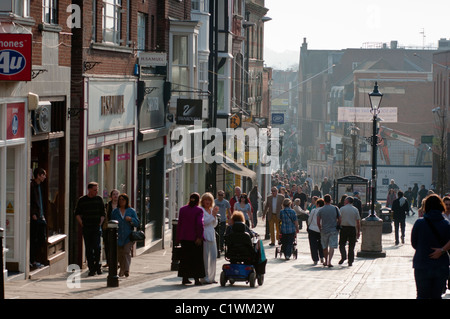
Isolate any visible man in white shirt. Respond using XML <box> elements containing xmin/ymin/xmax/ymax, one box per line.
<box><xmin>338</xmin><ymin>196</ymin><xmax>361</xmax><ymax>266</ymax></box>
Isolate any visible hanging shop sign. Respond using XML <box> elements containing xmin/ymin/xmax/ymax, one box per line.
<box><xmin>0</xmin><ymin>33</ymin><xmax>32</xmax><ymax>81</ymax></box>
<box><xmin>176</xmin><ymin>99</ymin><xmax>202</xmax><ymax>125</ymax></box>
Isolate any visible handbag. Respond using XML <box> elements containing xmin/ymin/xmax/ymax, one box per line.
<box><xmin>130</xmin><ymin>229</ymin><xmax>145</xmax><ymax>242</ymax></box>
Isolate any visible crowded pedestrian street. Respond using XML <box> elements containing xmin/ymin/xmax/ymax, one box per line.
<box><xmin>4</xmin><ymin>208</ymin><xmax>444</xmax><ymax>301</ymax></box>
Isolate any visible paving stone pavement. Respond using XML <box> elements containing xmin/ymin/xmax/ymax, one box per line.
<box><xmin>4</xmin><ymin>208</ymin><xmax>450</xmax><ymax>300</ymax></box>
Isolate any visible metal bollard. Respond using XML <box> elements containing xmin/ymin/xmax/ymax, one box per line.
<box><xmin>0</xmin><ymin>228</ymin><xmax>4</xmax><ymax>299</ymax></box>
<box><xmin>171</xmin><ymin>219</ymin><xmax>180</xmax><ymax>271</ymax></box>
<box><xmin>265</xmin><ymin>216</ymin><xmax>270</xmax><ymax>240</ymax></box>
<box><xmin>107</xmin><ymin>221</ymin><xmax>119</xmax><ymax>287</ymax></box>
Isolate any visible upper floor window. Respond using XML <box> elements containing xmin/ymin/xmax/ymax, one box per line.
<box><xmin>192</xmin><ymin>0</ymin><xmax>209</xmax><ymax>12</ymax></box>
<box><xmin>16</xmin><ymin>0</ymin><xmax>30</xmax><ymax>17</ymax></box>
<box><xmin>137</xmin><ymin>12</ymin><xmax>147</xmax><ymax>51</ymax></box>
<box><xmin>103</xmin><ymin>0</ymin><xmax>122</xmax><ymax>45</ymax></box>
<box><xmin>43</xmin><ymin>0</ymin><xmax>57</xmax><ymax>24</ymax></box>
<box><xmin>0</xmin><ymin>0</ymin><xmax>29</xmax><ymax>17</ymax></box>
<box><xmin>172</xmin><ymin>35</ymin><xmax>189</xmax><ymax>93</ymax></box>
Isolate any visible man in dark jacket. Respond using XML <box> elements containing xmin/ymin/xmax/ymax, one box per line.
<box><xmin>75</xmin><ymin>182</ymin><xmax>106</xmax><ymax>276</ymax></box>
<box><xmin>30</xmin><ymin>168</ymin><xmax>47</xmax><ymax>269</ymax></box>
<box><xmin>392</xmin><ymin>191</ymin><xmax>409</xmax><ymax>245</ymax></box>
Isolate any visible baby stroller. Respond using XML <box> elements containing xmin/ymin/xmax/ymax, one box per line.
<box><xmin>220</xmin><ymin>222</ymin><xmax>265</xmax><ymax>287</ymax></box>
<box><xmin>275</xmin><ymin>233</ymin><xmax>298</xmax><ymax>259</ymax></box>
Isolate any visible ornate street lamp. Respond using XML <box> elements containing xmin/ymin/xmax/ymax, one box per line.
<box><xmin>368</xmin><ymin>82</ymin><xmax>383</xmax><ymax>219</ymax></box>
<box><xmin>357</xmin><ymin>82</ymin><xmax>386</xmax><ymax>258</ymax></box>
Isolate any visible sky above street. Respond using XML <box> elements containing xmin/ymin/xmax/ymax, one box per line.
<box><xmin>264</xmin><ymin>0</ymin><xmax>450</xmax><ymax>53</ymax></box>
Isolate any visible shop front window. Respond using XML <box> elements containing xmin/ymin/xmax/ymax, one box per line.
<box><xmin>116</xmin><ymin>143</ymin><xmax>130</xmax><ymax>194</ymax></box>
<box><xmin>6</xmin><ymin>148</ymin><xmax>16</xmax><ymax>259</ymax></box>
<box><xmin>88</xmin><ymin>149</ymin><xmax>101</xmax><ymax>187</ymax></box>
<box><xmin>88</xmin><ymin>142</ymin><xmax>131</xmax><ymax>203</ymax></box>
<box><xmin>47</xmin><ymin>139</ymin><xmax>64</xmax><ymax>235</ymax></box>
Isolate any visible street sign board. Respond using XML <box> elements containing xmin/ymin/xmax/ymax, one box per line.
<box><xmin>338</xmin><ymin>107</ymin><xmax>397</xmax><ymax>123</ymax></box>
<box><xmin>271</xmin><ymin>113</ymin><xmax>284</xmax><ymax>124</ymax></box>
<box><xmin>0</xmin><ymin>33</ymin><xmax>32</xmax><ymax>81</ymax></box>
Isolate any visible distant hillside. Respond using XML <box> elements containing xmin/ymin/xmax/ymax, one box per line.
<box><xmin>264</xmin><ymin>48</ymin><xmax>299</xmax><ymax>70</ymax></box>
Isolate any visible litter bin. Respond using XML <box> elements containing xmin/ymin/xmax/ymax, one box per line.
<box><xmin>380</xmin><ymin>208</ymin><xmax>392</xmax><ymax>233</ymax></box>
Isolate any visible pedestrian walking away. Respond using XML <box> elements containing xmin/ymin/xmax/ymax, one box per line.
<box><xmin>75</xmin><ymin>182</ymin><xmax>106</xmax><ymax>276</ymax></box>
<box><xmin>352</xmin><ymin>192</ymin><xmax>362</xmax><ymax>216</ymax></box>
<box><xmin>320</xmin><ymin>178</ymin><xmax>332</xmax><ymax>200</ymax></box>
<box><xmin>317</xmin><ymin>194</ymin><xmax>341</xmax><ymax>267</ymax></box>
<box><xmin>307</xmin><ymin>198</ymin><xmax>324</xmax><ymax>265</ymax></box>
<box><xmin>418</xmin><ymin>185</ymin><xmax>428</xmax><ymax>208</ymax></box>
<box><xmin>177</xmin><ymin>193</ymin><xmax>205</xmax><ymax>286</ymax></box>
<box><xmin>279</xmin><ymin>198</ymin><xmax>299</xmax><ymax>260</ymax></box>
<box><xmin>392</xmin><ymin>191</ymin><xmax>409</xmax><ymax>245</ymax></box>
<box><xmin>338</xmin><ymin>196</ymin><xmax>361</xmax><ymax>266</ymax></box>
<box><xmin>412</xmin><ymin>194</ymin><xmax>450</xmax><ymax>299</ymax></box>
<box><xmin>404</xmin><ymin>187</ymin><xmax>415</xmax><ymax>216</ymax></box>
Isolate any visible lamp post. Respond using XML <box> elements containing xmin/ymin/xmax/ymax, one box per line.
<box><xmin>432</xmin><ymin>107</ymin><xmax>448</xmax><ymax>196</ymax></box>
<box><xmin>357</xmin><ymin>82</ymin><xmax>386</xmax><ymax>258</ymax></box>
<box><xmin>368</xmin><ymin>81</ymin><xmax>383</xmax><ymax>219</ymax></box>
<box><xmin>350</xmin><ymin>123</ymin><xmax>359</xmax><ymax>175</ymax></box>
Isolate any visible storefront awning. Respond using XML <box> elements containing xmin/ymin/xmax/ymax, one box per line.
<box><xmin>216</xmin><ymin>153</ymin><xmax>257</xmax><ymax>181</ymax></box>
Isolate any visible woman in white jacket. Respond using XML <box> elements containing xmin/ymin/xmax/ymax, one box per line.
<box><xmin>200</xmin><ymin>192</ymin><xmax>219</xmax><ymax>284</ymax></box>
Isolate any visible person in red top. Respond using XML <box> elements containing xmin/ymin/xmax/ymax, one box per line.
<box><xmin>177</xmin><ymin>192</ymin><xmax>205</xmax><ymax>285</ymax></box>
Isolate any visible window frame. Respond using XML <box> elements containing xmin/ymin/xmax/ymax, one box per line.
<box><xmin>102</xmin><ymin>0</ymin><xmax>122</xmax><ymax>45</ymax></box>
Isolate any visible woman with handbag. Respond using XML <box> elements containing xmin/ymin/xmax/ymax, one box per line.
<box><xmin>411</xmin><ymin>194</ymin><xmax>450</xmax><ymax>299</ymax></box>
<box><xmin>111</xmin><ymin>193</ymin><xmax>140</xmax><ymax>277</ymax></box>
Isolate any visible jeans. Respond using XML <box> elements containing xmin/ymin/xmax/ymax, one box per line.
<box><xmin>281</xmin><ymin>232</ymin><xmax>296</xmax><ymax>258</ymax></box>
<box><xmin>414</xmin><ymin>266</ymin><xmax>449</xmax><ymax>299</ymax></box>
<box><xmin>394</xmin><ymin>219</ymin><xmax>405</xmax><ymax>244</ymax></box>
<box><xmin>83</xmin><ymin>227</ymin><xmax>102</xmax><ymax>272</ymax></box>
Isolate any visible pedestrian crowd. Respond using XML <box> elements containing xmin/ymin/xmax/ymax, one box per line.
<box><xmin>270</xmin><ymin>172</ymin><xmax>450</xmax><ymax>299</ymax></box>
<box><xmin>176</xmin><ymin>186</ymin><xmax>263</xmax><ymax>286</ymax></box>
<box><xmin>66</xmin><ymin>169</ymin><xmax>450</xmax><ymax>299</ymax></box>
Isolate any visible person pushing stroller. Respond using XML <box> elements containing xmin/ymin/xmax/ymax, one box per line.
<box><xmin>279</xmin><ymin>198</ymin><xmax>300</xmax><ymax>260</ymax></box>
